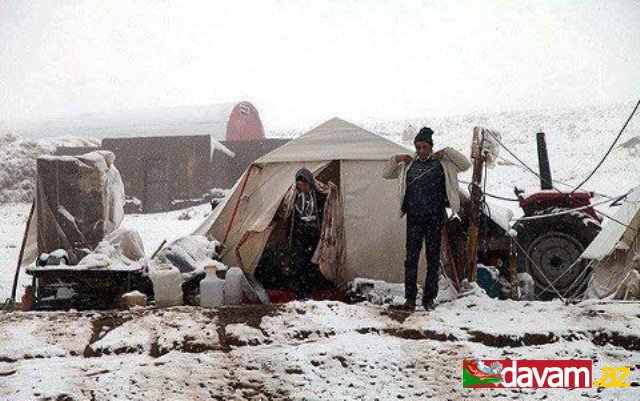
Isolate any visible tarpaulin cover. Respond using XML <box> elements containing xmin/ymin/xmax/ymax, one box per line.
<box><xmin>22</xmin><ymin>151</ymin><xmax>125</xmax><ymax>266</ymax></box>
<box><xmin>583</xmin><ymin>184</ymin><xmax>640</xmax><ymax>299</ymax></box>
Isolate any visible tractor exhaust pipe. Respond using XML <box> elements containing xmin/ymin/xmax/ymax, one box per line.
<box><xmin>536</xmin><ymin>132</ymin><xmax>553</xmax><ymax>190</ymax></box>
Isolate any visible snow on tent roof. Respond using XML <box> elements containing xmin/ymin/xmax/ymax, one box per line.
<box><xmin>255</xmin><ymin>117</ymin><xmax>410</xmax><ymax>164</ymax></box>
<box><xmin>581</xmin><ymin>184</ymin><xmax>640</xmax><ymax>261</ymax></box>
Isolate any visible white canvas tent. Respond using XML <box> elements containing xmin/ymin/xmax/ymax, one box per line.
<box><xmin>582</xmin><ymin>184</ymin><xmax>640</xmax><ymax>299</ymax></box>
<box><xmin>194</xmin><ymin>117</ymin><xmax>422</xmax><ymax>285</ymax></box>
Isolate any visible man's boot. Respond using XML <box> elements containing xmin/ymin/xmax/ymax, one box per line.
<box><xmin>422</xmin><ymin>296</ymin><xmax>435</xmax><ymax>311</ymax></box>
<box><xmin>390</xmin><ymin>298</ymin><xmax>416</xmax><ymax>311</ymax></box>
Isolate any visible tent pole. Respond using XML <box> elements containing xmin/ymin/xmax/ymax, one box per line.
<box><xmin>5</xmin><ymin>200</ymin><xmax>36</xmax><ymax>310</ymax></box>
<box><xmin>442</xmin><ymin>219</ymin><xmax>460</xmax><ymax>292</ymax></box>
<box><xmin>151</xmin><ymin>239</ymin><xmax>167</xmax><ymax>259</ymax></box>
<box><xmin>223</xmin><ymin>163</ymin><xmax>255</xmax><ymax>245</ymax></box>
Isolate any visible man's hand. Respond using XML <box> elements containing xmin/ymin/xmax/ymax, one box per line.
<box><xmin>433</xmin><ymin>149</ymin><xmax>445</xmax><ymax>161</ymax></box>
<box><xmin>395</xmin><ymin>155</ymin><xmax>413</xmax><ymax>164</ymax></box>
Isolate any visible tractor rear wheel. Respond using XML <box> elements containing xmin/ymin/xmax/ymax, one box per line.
<box><xmin>514</xmin><ymin>209</ymin><xmax>600</xmax><ymax>299</ymax></box>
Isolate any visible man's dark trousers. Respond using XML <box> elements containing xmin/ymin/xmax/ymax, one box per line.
<box><xmin>404</xmin><ymin>212</ymin><xmax>444</xmax><ymax>301</ymax></box>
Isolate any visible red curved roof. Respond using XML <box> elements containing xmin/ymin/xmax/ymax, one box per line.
<box><xmin>225</xmin><ymin>101</ymin><xmax>265</xmax><ymax>141</ymax></box>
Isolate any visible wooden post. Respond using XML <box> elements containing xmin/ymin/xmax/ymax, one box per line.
<box><xmin>151</xmin><ymin>239</ymin><xmax>167</xmax><ymax>259</ymax></box>
<box><xmin>465</xmin><ymin>127</ymin><xmax>486</xmax><ymax>282</ymax></box>
<box><xmin>9</xmin><ymin>200</ymin><xmax>36</xmax><ymax>305</ymax></box>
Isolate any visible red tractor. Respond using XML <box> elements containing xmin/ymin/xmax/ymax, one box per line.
<box><xmin>512</xmin><ymin>133</ymin><xmax>601</xmax><ymax>299</ymax></box>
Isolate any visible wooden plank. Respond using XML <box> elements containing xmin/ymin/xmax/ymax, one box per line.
<box><xmin>465</xmin><ymin>127</ymin><xmax>486</xmax><ymax>282</ymax></box>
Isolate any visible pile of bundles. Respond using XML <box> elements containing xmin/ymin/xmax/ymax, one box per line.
<box><xmin>24</xmin><ymin>151</ymin><xmax>260</xmax><ymax>310</ymax></box>
<box><xmin>32</xmin><ymin>229</ymin><xmax>258</xmax><ymax>309</ymax></box>
<box><xmin>33</xmin><ymin>151</ymin><xmax>125</xmax><ymax>265</ymax></box>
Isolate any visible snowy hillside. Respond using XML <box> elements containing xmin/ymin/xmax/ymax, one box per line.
<box><xmin>2</xmin><ymin>102</ymin><xmax>638</xmax><ymax>208</ymax></box>
<box><xmin>0</xmin><ymin>133</ymin><xmax>99</xmax><ymax>204</ymax></box>
<box><xmin>366</xmin><ymin>102</ymin><xmax>640</xmax><ymax>215</ymax></box>
<box><xmin>272</xmin><ymin>102</ymin><xmax>640</xmax><ymax>217</ymax></box>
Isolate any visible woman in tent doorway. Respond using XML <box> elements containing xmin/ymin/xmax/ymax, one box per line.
<box><xmin>289</xmin><ymin>168</ymin><xmax>333</xmax><ymax>299</ymax></box>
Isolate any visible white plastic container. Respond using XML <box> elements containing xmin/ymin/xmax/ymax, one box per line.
<box><xmin>149</xmin><ymin>264</ymin><xmax>183</xmax><ymax>307</ymax></box>
<box><xmin>224</xmin><ymin>267</ymin><xmax>244</xmax><ymax>305</ymax></box>
<box><xmin>200</xmin><ymin>267</ymin><xmax>225</xmax><ymax>307</ymax></box>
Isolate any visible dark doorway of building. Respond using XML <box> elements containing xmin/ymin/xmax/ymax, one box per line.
<box><xmin>144</xmin><ymin>159</ymin><xmax>169</xmax><ymax>213</ymax></box>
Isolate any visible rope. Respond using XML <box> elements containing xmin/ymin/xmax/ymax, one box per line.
<box><xmin>510</xmin><ymin>198</ymin><xmax>612</xmax><ymax>222</ymax></box>
<box><xmin>608</xmin><ymin>189</ymin><xmax>636</xmax><ymax>207</ymax></box>
<box><xmin>515</xmin><ymin>240</ymin><xmax>565</xmax><ymax>302</ymax></box>
<box><xmin>495</xmin><ymin>154</ymin><xmax>621</xmax><ymax>201</ymax></box>
<box><xmin>564</xmin><ymin>259</ymin><xmax>595</xmax><ymax>302</ymax></box>
<box><xmin>459</xmin><ymin>180</ymin><xmax>520</xmax><ymax>202</ymax></box>
<box><xmin>538</xmin><ymin>257</ymin><xmax>583</xmax><ymax>294</ymax></box>
<box><xmin>485</xmin><ymin>130</ymin><xmax>630</xmax><ymax>203</ymax></box>
<box><xmin>570</xmin><ymin>99</ymin><xmax>640</xmax><ymax>194</ymax></box>
<box><xmin>484</xmin><ymin>192</ymin><xmax>520</xmax><ymax>202</ymax></box>
<box><xmin>484</xmin><ymin>130</ymin><xmax>566</xmax><ymax>195</ymax></box>
<box><xmin>593</xmin><ymin>208</ymin><xmax>639</xmax><ymax>233</ymax></box>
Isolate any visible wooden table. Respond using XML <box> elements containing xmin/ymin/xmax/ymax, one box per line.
<box><xmin>26</xmin><ymin>264</ymin><xmax>145</xmax><ymax>310</ymax></box>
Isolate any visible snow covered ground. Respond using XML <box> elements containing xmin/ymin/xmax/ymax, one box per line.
<box><xmin>1</xmin><ymin>296</ymin><xmax>639</xmax><ymax>400</ymax></box>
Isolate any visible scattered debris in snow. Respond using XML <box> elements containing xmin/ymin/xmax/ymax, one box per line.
<box><xmin>1</xmin><ymin>300</ymin><xmax>639</xmax><ymax>400</ymax></box>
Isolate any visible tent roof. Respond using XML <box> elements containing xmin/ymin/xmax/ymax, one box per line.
<box><xmin>255</xmin><ymin>118</ymin><xmax>410</xmax><ymax>164</ymax></box>
<box><xmin>581</xmin><ymin>184</ymin><xmax>640</xmax><ymax>261</ymax></box>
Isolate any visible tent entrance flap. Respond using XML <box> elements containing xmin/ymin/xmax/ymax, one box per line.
<box><xmin>220</xmin><ymin>161</ymin><xmax>330</xmax><ymax>274</ymax></box>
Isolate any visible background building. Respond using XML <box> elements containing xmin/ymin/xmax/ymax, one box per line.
<box><xmin>53</xmin><ymin>101</ymin><xmax>288</xmax><ymax>212</ymax></box>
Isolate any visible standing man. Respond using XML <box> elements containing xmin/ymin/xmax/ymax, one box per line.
<box><xmin>383</xmin><ymin>127</ymin><xmax>470</xmax><ymax>310</ymax></box>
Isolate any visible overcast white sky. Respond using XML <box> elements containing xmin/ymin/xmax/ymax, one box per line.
<box><xmin>1</xmin><ymin>0</ymin><xmax>639</xmax><ymax>130</ymax></box>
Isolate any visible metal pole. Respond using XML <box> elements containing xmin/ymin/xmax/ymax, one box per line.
<box><xmin>536</xmin><ymin>132</ymin><xmax>553</xmax><ymax>190</ymax></box>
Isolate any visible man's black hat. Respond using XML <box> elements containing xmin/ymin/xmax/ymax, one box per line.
<box><xmin>414</xmin><ymin>127</ymin><xmax>434</xmax><ymax>145</ymax></box>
